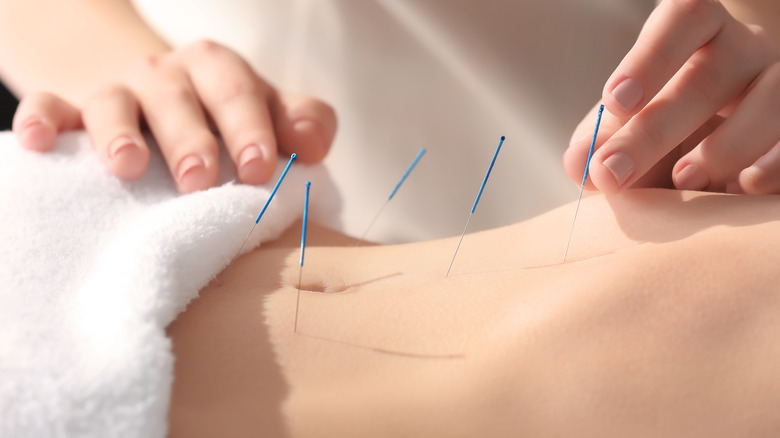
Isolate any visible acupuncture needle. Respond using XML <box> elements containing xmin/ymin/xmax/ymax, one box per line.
<box><xmin>354</xmin><ymin>148</ymin><xmax>427</xmax><ymax>246</ymax></box>
<box><xmin>294</xmin><ymin>181</ymin><xmax>311</xmax><ymax>333</ymax></box>
<box><xmin>445</xmin><ymin>136</ymin><xmax>505</xmax><ymax>277</ymax></box>
<box><xmin>219</xmin><ymin>153</ymin><xmax>298</xmax><ymax>285</ymax></box>
<box><xmin>563</xmin><ymin>104</ymin><xmax>604</xmax><ymax>261</ymax></box>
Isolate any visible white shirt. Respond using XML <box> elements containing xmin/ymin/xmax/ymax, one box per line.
<box><xmin>132</xmin><ymin>0</ymin><xmax>654</xmax><ymax>242</ymax></box>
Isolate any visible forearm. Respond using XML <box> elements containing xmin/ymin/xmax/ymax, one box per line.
<box><xmin>0</xmin><ymin>0</ymin><xmax>169</xmax><ymax>104</ymax></box>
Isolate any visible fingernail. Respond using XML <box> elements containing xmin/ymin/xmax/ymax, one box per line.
<box><xmin>611</xmin><ymin>78</ymin><xmax>643</xmax><ymax>112</ymax></box>
<box><xmin>674</xmin><ymin>163</ymin><xmax>710</xmax><ymax>191</ymax></box>
<box><xmin>602</xmin><ymin>152</ymin><xmax>635</xmax><ymax>186</ymax></box>
<box><xmin>21</xmin><ymin>116</ymin><xmax>46</xmax><ymax>130</ymax></box>
<box><xmin>176</xmin><ymin>154</ymin><xmax>207</xmax><ymax>192</ymax></box>
<box><xmin>238</xmin><ymin>144</ymin><xmax>263</xmax><ymax>168</ymax></box>
<box><xmin>19</xmin><ymin>116</ymin><xmax>55</xmax><ymax>151</ymax></box>
<box><xmin>107</xmin><ymin>136</ymin><xmax>139</xmax><ymax>159</ymax></box>
<box><xmin>107</xmin><ymin>136</ymin><xmax>147</xmax><ymax>179</ymax></box>
<box><xmin>237</xmin><ymin>144</ymin><xmax>268</xmax><ymax>184</ymax></box>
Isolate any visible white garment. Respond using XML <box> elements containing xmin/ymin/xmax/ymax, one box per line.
<box><xmin>132</xmin><ymin>0</ymin><xmax>655</xmax><ymax>242</ymax></box>
<box><xmin>0</xmin><ymin>131</ymin><xmax>339</xmax><ymax>437</ymax></box>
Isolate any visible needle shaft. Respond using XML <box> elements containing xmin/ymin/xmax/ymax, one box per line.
<box><xmin>563</xmin><ymin>105</ymin><xmax>604</xmax><ymax>261</ymax></box>
<box><xmin>445</xmin><ymin>136</ymin><xmax>504</xmax><ymax>277</ymax></box>
<box><xmin>355</xmin><ymin>148</ymin><xmax>426</xmax><ymax>246</ymax></box>
<box><xmin>219</xmin><ymin>153</ymin><xmax>298</xmax><ymax>285</ymax></box>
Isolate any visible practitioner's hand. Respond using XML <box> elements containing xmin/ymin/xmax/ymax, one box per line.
<box><xmin>564</xmin><ymin>0</ymin><xmax>780</xmax><ymax>194</ymax></box>
<box><xmin>12</xmin><ymin>40</ymin><xmax>337</xmax><ymax>193</ymax></box>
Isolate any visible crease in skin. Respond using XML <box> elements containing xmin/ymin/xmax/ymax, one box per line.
<box><xmin>283</xmin><ymin>247</ymin><xmax>642</xmax><ymax>357</ymax></box>
<box><xmin>266</xmin><ymin>191</ymin><xmax>780</xmax><ymax>362</ymax></box>
<box><xmin>290</xmin><ymin>271</ymin><xmax>467</xmax><ymax>359</ymax></box>
<box><xmin>295</xmin><ymin>332</ymin><xmax>466</xmax><ymax>360</ymax></box>
<box><xmin>284</xmin><ymin>250</ymin><xmax>641</xmax><ymax>358</ymax></box>
<box><xmin>296</xmin><ymin>272</ymin><xmax>403</xmax><ymax>294</ymax></box>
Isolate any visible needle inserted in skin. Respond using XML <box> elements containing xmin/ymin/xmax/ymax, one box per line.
<box><xmin>219</xmin><ymin>153</ymin><xmax>298</xmax><ymax>285</ymax></box>
<box><xmin>355</xmin><ymin>148</ymin><xmax>427</xmax><ymax>246</ymax></box>
<box><xmin>294</xmin><ymin>181</ymin><xmax>311</xmax><ymax>333</ymax></box>
<box><xmin>563</xmin><ymin>104</ymin><xmax>604</xmax><ymax>261</ymax></box>
<box><xmin>446</xmin><ymin>136</ymin><xmax>505</xmax><ymax>277</ymax></box>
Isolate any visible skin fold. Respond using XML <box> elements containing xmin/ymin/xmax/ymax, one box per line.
<box><xmin>167</xmin><ymin>189</ymin><xmax>780</xmax><ymax>437</ymax></box>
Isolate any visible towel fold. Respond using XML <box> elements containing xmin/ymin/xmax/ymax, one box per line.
<box><xmin>0</xmin><ymin>131</ymin><xmax>340</xmax><ymax>437</ymax></box>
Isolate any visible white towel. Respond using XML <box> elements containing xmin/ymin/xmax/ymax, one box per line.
<box><xmin>0</xmin><ymin>131</ymin><xmax>340</xmax><ymax>437</ymax></box>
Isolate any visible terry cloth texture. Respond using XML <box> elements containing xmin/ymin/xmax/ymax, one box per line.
<box><xmin>0</xmin><ymin>131</ymin><xmax>340</xmax><ymax>437</ymax></box>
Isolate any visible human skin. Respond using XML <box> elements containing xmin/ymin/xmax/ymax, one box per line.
<box><xmin>0</xmin><ymin>0</ymin><xmax>335</xmax><ymax>192</ymax></box>
<box><xmin>4</xmin><ymin>0</ymin><xmax>778</xmax><ymax>195</ymax></box>
<box><xmin>167</xmin><ymin>189</ymin><xmax>780</xmax><ymax>437</ymax></box>
<box><xmin>565</xmin><ymin>0</ymin><xmax>780</xmax><ymax>195</ymax></box>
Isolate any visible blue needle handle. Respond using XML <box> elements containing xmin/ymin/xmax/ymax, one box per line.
<box><xmin>300</xmin><ymin>181</ymin><xmax>311</xmax><ymax>267</ymax></box>
<box><xmin>255</xmin><ymin>153</ymin><xmax>298</xmax><ymax>223</ymax></box>
<box><xmin>388</xmin><ymin>148</ymin><xmax>426</xmax><ymax>200</ymax></box>
<box><xmin>471</xmin><ymin>136</ymin><xmax>505</xmax><ymax>214</ymax></box>
<box><xmin>581</xmin><ymin>105</ymin><xmax>604</xmax><ymax>186</ymax></box>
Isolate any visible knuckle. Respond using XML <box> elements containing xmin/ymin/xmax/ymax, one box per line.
<box><xmin>87</xmin><ymin>84</ymin><xmax>133</xmax><ymax>104</ymax></box>
<box><xmin>212</xmin><ymin>77</ymin><xmax>263</xmax><ymax>104</ymax></box>
<box><xmin>651</xmin><ymin>41</ymin><xmax>676</xmax><ymax>76</ymax></box>
<box><xmin>133</xmin><ymin>54</ymin><xmax>163</xmax><ymax>74</ymax></box>
<box><xmin>189</xmin><ymin>39</ymin><xmax>223</xmax><ymax>54</ymax></box>
<box><xmin>182</xmin><ymin>39</ymin><xmax>234</xmax><ymax>64</ymax></box>
<box><xmin>154</xmin><ymin>83</ymin><xmax>197</xmax><ymax>107</ymax></box>
<box><xmin>629</xmin><ymin>119</ymin><xmax>667</xmax><ymax>157</ymax></box>
<box><xmin>128</xmin><ymin>55</ymin><xmax>170</xmax><ymax>87</ymax></box>
<box><xmin>683</xmin><ymin>55</ymin><xmax>724</xmax><ymax>107</ymax></box>
<box><xmin>183</xmin><ymin>129</ymin><xmax>219</xmax><ymax>154</ymax></box>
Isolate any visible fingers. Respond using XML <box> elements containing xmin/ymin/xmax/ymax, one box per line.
<box><xmin>82</xmin><ymin>85</ymin><xmax>150</xmax><ymax>180</ymax></box>
<box><xmin>603</xmin><ymin>0</ymin><xmax>729</xmax><ymax>118</ymax></box>
<box><xmin>179</xmin><ymin>41</ymin><xmax>337</xmax><ymax>185</ymax></box>
<box><xmin>673</xmin><ymin>62</ymin><xmax>780</xmax><ymax>191</ymax></box>
<box><xmin>564</xmin><ymin>102</ymin><xmax>622</xmax><ymax>189</ymax></box>
<box><xmin>737</xmin><ymin>141</ymin><xmax>780</xmax><ymax>194</ymax></box>
<box><xmin>130</xmin><ymin>53</ymin><xmax>220</xmax><ymax>194</ymax></box>
<box><xmin>180</xmin><ymin>40</ymin><xmax>278</xmax><ymax>185</ymax></box>
<box><xmin>589</xmin><ymin>2</ymin><xmax>770</xmax><ymax>193</ymax></box>
<box><xmin>13</xmin><ymin>92</ymin><xmax>82</xmax><ymax>151</ymax></box>
<box><xmin>17</xmin><ymin>40</ymin><xmax>337</xmax><ymax>193</ymax></box>
<box><xmin>272</xmin><ymin>92</ymin><xmax>337</xmax><ymax>164</ymax></box>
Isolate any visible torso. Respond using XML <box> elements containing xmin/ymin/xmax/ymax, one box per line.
<box><xmin>167</xmin><ymin>190</ymin><xmax>780</xmax><ymax>437</ymax></box>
